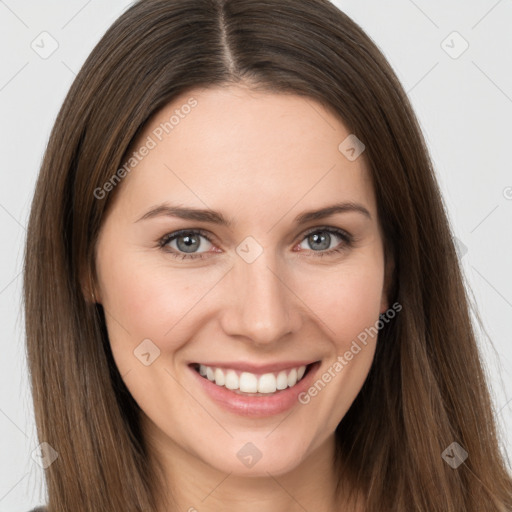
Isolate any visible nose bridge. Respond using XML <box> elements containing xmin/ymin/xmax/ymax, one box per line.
<box><xmin>222</xmin><ymin>244</ymin><xmax>297</xmax><ymax>345</ymax></box>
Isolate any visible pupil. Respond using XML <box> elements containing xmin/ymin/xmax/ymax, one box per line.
<box><xmin>177</xmin><ymin>234</ymin><xmax>199</xmax><ymax>253</ymax></box>
<box><xmin>310</xmin><ymin>232</ymin><xmax>329</xmax><ymax>250</ymax></box>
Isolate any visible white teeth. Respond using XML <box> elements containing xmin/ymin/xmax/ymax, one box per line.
<box><xmin>214</xmin><ymin>368</ymin><xmax>225</xmax><ymax>386</ymax></box>
<box><xmin>239</xmin><ymin>372</ymin><xmax>258</xmax><ymax>393</ymax></box>
<box><xmin>258</xmin><ymin>373</ymin><xmax>277</xmax><ymax>393</ymax></box>
<box><xmin>225</xmin><ymin>369</ymin><xmax>238</xmax><ymax>390</ymax></box>
<box><xmin>276</xmin><ymin>371</ymin><xmax>288</xmax><ymax>390</ymax></box>
<box><xmin>196</xmin><ymin>364</ymin><xmax>308</xmax><ymax>394</ymax></box>
<box><xmin>287</xmin><ymin>368</ymin><xmax>298</xmax><ymax>387</ymax></box>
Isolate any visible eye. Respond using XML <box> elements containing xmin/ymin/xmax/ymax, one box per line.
<box><xmin>295</xmin><ymin>227</ymin><xmax>353</xmax><ymax>258</ymax></box>
<box><xmin>158</xmin><ymin>226</ymin><xmax>353</xmax><ymax>260</ymax></box>
<box><xmin>158</xmin><ymin>229</ymin><xmax>215</xmax><ymax>260</ymax></box>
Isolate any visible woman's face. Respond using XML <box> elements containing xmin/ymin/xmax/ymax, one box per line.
<box><xmin>94</xmin><ymin>84</ymin><xmax>390</xmax><ymax>477</ymax></box>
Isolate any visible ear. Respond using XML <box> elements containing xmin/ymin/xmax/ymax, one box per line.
<box><xmin>379</xmin><ymin>248</ymin><xmax>395</xmax><ymax>314</ymax></box>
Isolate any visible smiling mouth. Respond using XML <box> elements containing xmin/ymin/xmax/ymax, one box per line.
<box><xmin>190</xmin><ymin>362</ymin><xmax>316</xmax><ymax>396</ymax></box>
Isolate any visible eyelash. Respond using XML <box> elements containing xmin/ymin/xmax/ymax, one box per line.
<box><xmin>157</xmin><ymin>227</ymin><xmax>354</xmax><ymax>260</ymax></box>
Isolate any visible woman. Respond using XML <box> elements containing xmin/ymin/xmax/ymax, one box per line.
<box><xmin>24</xmin><ymin>0</ymin><xmax>512</xmax><ymax>510</ymax></box>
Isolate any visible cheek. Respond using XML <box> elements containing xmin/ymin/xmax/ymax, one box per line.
<box><xmin>95</xmin><ymin>247</ymin><xmax>176</xmax><ymax>370</ymax></box>
<box><xmin>297</xmin><ymin>259</ymin><xmax>384</xmax><ymax>426</ymax></box>
<box><xmin>98</xmin><ymin>251</ymin><xmax>202</xmax><ymax>336</ymax></box>
<box><xmin>96</xmin><ymin>248</ymin><xmax>230</xmax><ymax>379</ymax></box>
<box><xmin>95</xmin><ymin>252</ymin><xmax>199</xmax><ymax>417</ymax></box>
<box><xmin>294</xmin><ymin>276</ymin><xmax>383</xmax><ymax>433</ymax></box>
<box><xmin>296</xmin><ymin>258</ymin><xmax>385</xmax><ymax>348</ymax></box>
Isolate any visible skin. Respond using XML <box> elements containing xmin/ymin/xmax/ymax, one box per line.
<box><xmin>93</xmin><ymin>83</ymin><xmax>391</xmax><ymax>512</ymax></box>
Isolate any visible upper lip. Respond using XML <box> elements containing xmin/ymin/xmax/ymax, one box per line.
<box><xmin>190</xmin><ymin>360</ymin><xmax>318</xmax><ymax>374</ymax></box>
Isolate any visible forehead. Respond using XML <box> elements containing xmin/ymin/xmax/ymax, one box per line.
<box><xmin>113</xmin><ymin>85</ymin><xmax>376</xmax><ymax>222</ymax></box>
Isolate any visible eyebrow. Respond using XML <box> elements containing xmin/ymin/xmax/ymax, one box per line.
<box><xmin>135</xmin><ymin>201</ymin><xmax>372</xmax><ymax>226</ymax></box>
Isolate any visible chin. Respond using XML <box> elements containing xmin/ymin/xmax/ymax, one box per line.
<box><xmin>197</xmin><ymin>435</ymin><xmax>313</xmax><ymax>478</ymax></box>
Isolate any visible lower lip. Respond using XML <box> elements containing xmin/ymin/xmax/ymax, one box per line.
<box><xmin>189</xmin><ymin>362</ymin><xmax>321</xmax><ymax>417</ymax></box>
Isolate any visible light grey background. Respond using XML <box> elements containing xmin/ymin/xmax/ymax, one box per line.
<box><xmin>1</xmin><ymin>0</ymin><xmax>511</xmax><ymax>510</ymax></box>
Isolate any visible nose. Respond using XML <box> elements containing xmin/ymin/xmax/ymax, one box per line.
<box><xmin>219</xmin><ymin>248</ymin><xmax>301</xmax><ymax>347</ymax></box>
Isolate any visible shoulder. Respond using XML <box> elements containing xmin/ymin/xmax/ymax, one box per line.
<box><xmin>29</xmin><ymin>507</ymin><xmax>47</xmax><ymax>512</ymax></box>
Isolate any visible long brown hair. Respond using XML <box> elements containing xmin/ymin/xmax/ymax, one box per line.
<box><xmin>23</xmin><ymin>0</ymin><xmax>512</xmax><ymax>510</ymax></box>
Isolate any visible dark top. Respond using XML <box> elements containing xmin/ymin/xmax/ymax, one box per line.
<box><xmin>29</xmin><ymin>508</ymin><xmax>47</xmax><ymax>512</ymax></box>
